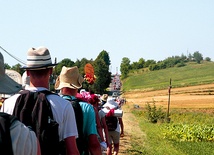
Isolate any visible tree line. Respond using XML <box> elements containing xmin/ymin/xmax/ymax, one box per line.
<box><xmin>5</xmin><ymin>50</ymin><xmax>112</xmax><ymax>95</ymax></box>
<box><xmin>120</xmin><ymin>51</ymin><xmax>211</xmax><ymax>79</ymax></box>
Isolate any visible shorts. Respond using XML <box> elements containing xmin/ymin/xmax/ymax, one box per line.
<box><xmin>107</xmin><ymin>130</ymin><xmax>120</xmax><ymax>144</ymax></box>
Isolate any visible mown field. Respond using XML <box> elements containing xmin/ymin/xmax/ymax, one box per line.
<box><xmin>119</xmin><ymin>62</ymin><xmax>214</xmax><ymax>155</ymax></box>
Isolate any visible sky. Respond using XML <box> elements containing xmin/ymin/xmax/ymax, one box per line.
<box><xmin>0</xmin><ymin>0</ymin><xmax>214</xmax><ymax>74</ymax></box>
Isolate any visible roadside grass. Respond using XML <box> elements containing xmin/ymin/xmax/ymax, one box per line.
<box><xmin>129</xmin><ymin>108</ymin><xmax>214</xmax><ymax>155</ymax></box>
<box><xmin>122</xmin><ymin>62</ymin><xmax>214</xmax><ymax>92</ymax></box>
<box><xmin>122</xmin><ymin>62</ymin><xmax>214</xmax><ymax>154</ymax></box>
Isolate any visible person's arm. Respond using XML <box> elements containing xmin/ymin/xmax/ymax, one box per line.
<box><xmin>37</xmin><ymin>139</ymin><xmax>41</xmax><ymax>155</ymax></box>
<box><xmin>88</xmin><ymin>134</ymin><xmax>102</xmax><ymax>155</ymax></box>
<box><xmin>64</xmin><ymin>136</ymin><xmax>80</xmax><ymax>155</ymax></box>
<box><xmin>101</xmin><ymin>116</ymin><xmax>110</xmax><ymax>146</ymax></box>
<box><xmin>94</xmin><ymin>108</ymin><xmax>105</xmax><ymax>142</ymax></box>
<box><xmin>118</xmin><ymin>117</ymin><xmax>124</xmax><ymax>137</ymax></box>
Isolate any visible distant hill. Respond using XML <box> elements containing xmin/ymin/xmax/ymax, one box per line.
<box><xmin>122</xmin><ymin>61</ymin><xmax>214</xmax><ymax>92</ymax></box>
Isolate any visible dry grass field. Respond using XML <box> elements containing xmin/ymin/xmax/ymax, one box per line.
<box><xmin>124</xmin><ymin>83</ymin><xmax>214</xmax><ymax>109</ymax></box>
<box><xmin>118</xmin><ymin>83</ymin><xmax>214</xmax><ymax>154</ymax></box>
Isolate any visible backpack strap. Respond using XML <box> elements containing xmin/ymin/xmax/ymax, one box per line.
<box><xmin>0</xmin><ymin>112</ymin><xmax>18</xmax><ymax>155</ymax></box>
<box><xmin>61</xmin><ymin>95</ymin><xmax>87</xmax><ymax>155</ymax></box>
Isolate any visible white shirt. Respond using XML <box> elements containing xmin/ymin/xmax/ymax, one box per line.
<box><xmin>1</xmin><ymin>87</ymin><xmax>78</xmax><ymax>141</ymax></box>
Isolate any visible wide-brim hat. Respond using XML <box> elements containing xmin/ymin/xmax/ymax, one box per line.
<box><xmin>55</xmin><ymin>66</ymin><xmax>84</xmax><ymax>90</ymax></box>
<box><xmin>101</xmin><ymin>94</ymin><xmax>108</xmax><ymax>101</ymax></box>
<box><xmin>0</xmin><ymin>52</ymin><xmax>22</xmax><ymax>94</ymax></box>
<box><xmin>22</xmin><ymin>46</ymin><xmax>57</xmax><ymax>70</ymax></box>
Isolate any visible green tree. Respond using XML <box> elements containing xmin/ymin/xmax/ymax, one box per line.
<box><xmin>205</xmin><ymin>57</ymin><xmax>211</xmax><ymax>61</ymax></box>
<box><xmin>138</xmin><ymin>58</ymin><xmax>145</xmax><ymax>68</ymax></box>
<box><xmin>193</xmin><ymin>51</ymin><xmax>203</xmax><ymax>64</ymax></box>
<box><xmin>144</xmin><ymin>60</ymin><xmax>156</xmax><ymax>68</ymax></box>
<box><xmin>120</xmin><ymin>57</ymin><xmax>131</xmax><ymax>79</ymax></box>
<box><xmin>11</xmin><ymin>63</ymin><xmax>24</xmax><ymax>75</ymax></box>
<box><xmin>4</xmin><ymin>63</ymin><xmax>11</xmax><ymax>69</ymax></box>
<box><xmin>90</xmin><ymin>59</ymin><xmax>111</xmax><ymax>94</ymax></box>
<box><xmin>55</xmin><ymin>58</ymin><xmax>75</xmax><ymax>75</ymax></box>
<box><xmin>130</xmin><ymin>61</ymin><xmax>139</xmax><ymax>70</ymax></box>
<box><xmin>96</xmin><ymin>50</ymin><xmax>111</xmax><ymax>66</ymax></box>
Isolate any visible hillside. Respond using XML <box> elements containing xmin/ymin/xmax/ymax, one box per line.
<box><xmin>122</xmin><ymin>61</ymin><xmax>214</xmax><ymax>92</ymax></box>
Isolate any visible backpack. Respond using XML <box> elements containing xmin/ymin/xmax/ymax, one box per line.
<box><xmin>62</xmin><ymin>95</ymin><xmax>88</xmax><ymax>155</ymax></box>
<box><xmin>13</xmin><ymin>90</ymin><xmax>59</xmax><ymax>155</ymax></box>
<box><xmin>105</xmin><ymin>116</ymin><xmax>118</xmax><ymax>131</ymax></box>
<box><xmin>0</xmin><ymin>112</ymin><xmax>18</xmax><ymax>155</ymax></box>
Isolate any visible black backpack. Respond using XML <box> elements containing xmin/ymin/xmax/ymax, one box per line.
<box><xmin>0</xmin><ymin>112</ymin><xmax>18</xmax><ymax>155</ymax></box>
<box><xmin>13</xmin><ymin>90</ymin><xmax>59</xmax><ymax>155</ymax></box>
<box><xmin>62</xmin><ymin>95</ymin><xmax>88</xmax><ymax>155</ymax></box>
<box><xmin>105</xmin><ymin>116</ymin><xmax>118</xmax><ymax>131</ymax></box>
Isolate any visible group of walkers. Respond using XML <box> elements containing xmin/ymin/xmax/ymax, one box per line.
<box><xmin>0</xmin><ymin>46</ymin><xmax>124</xmax><ymax>155</ymax></box>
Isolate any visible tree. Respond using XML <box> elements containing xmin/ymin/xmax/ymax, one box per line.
<box><xmin>4</xmin><ymin>63</ymin><xmax>11</xmax><ymax>69</ymax></box>
<box><xmin>205</xmin><ymin>57</ymin><xmax>211</xmax><ymax>61</ymax></box>
<box><xmin>11</xmin><ymin>63</ymin><xmax>24</xmax><ymax>75</ymax></box>
<box><xmin>193</xmin><ymin>51</ymin><xmax>203</xmax><ymax>64</ymax></box>
<box><xmin>144</xmin><ymin>60</ymin><xmax>156</xmax><ymax>68</ymax></box>
<box><xmin>90</xmin><ymin>59</ymin><xmax>111</xmax><ymax>94</ymax></box>
<box><xmin>55</xmin><ymin>58</ymin><xmax>75</xmax><ymax>75</ymax></box>
<box><xmin>120</xmin><ymin>57</ymin><xmax>131</xmax><ymax>79</ymax></box>
<box><xmin>138</xmin><ymin>58</ymin><xmax>145</xmax><ymax>69</ymax></box>
<box><xmin>96</xmin><ymin>50</ymin><xmax>111</xmax><ymax>66</ymax></box>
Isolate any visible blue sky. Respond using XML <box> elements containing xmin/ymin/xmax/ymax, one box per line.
<box><xmin>1</xmin><ymin>1</ymin><xmax>214</xmax><ymax>74</ymax></box>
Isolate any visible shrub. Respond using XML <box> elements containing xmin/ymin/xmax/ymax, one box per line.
<box><xmin>145</xmin><ymin>101</ymin><xmax>165</xmax><ymax>123</ymax></box>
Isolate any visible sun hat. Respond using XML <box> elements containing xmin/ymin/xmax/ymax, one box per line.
<box><xmin>103</xmin><ymin>98</ymin><xmax>119</xmax><ymax>109</ymax></box>
<box><xmin>6</xmin><ymin>69</ymin><xmax>22</xmax><ymax>85</ymax></box>
<box><xmin>0</xmin><ymin>52</ymin><xmax>22</xmax><ymax>94</ymax></box>
<box><xmin>55</xmin><ymin>66</ymin><xmax>84</xmax><ymax>90</ymax></box>
<box><xmin>22</xmin><ymin>46</ymin><xmax>57</xmax><ymax>70</ymax></box>
<box><xmin>101</xmin><ymin>94</ymin><xmax>108</xmax><ymax>102</ymax></box>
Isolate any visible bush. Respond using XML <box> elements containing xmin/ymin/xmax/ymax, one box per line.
<box><xmin>145</xmin><ymin>101</ymin><xmax>165</xmax><ymax>123</ymax></box>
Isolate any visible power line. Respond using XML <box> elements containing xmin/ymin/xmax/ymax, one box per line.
<box><xmin>0</xmin><ymin>46</ymin><xmax>26</xmax><ymax>65</ymax></box>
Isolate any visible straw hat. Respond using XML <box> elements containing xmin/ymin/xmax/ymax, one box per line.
<box><xmin>0</xmin><ymin>52</ymin><xmax>22</xmax><ymax>94</ymax></box>
<box><xmin>55</xmin><ymin>66</ymin><xmax>84</xmax><ymax>90</ymax></box>
<box><xmin>22</xmin><ymin>46</ymin><xmax>57</xmax><ymax>70</ymax></box>
<box><xmin>101</xmin><ymin>94</ymin><xmax>108</xmax><ymax>102</ymax></box>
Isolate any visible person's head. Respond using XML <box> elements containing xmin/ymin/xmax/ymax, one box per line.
<box><xmin>0</xmin><ymin>52</ymin><xmax>22</xmax><ymax>94</ymax></box>
<box><xmin>101</xmin><ymin>94</ymin><xmax>108</xmax><ymax>103</ymax></box>
<box><xmin>88</xmin><ymin>94</ymin><xmax>99</xmax><ymax>106</ymax></box>
<box><xmin>55</xmin><ymin>66</ymin><xmax>84</xmax><ymax>95</ymax></box>
<box><xmin>22</xmin><ymin>46</ymin><xmax>57</xmax><ymax>88</ymax></box>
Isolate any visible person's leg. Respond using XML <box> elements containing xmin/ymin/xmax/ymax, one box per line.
<box><xmin>111</xmin><ymin>131</ymin><xmax>120</xmax><ymax>155</ymax></box>
<box><xmin>107</xmin><ymin>132</ymin><xmax>113</xmax><ymax>155</ymax></box>
<box><xmin>113</xmin><ymin>143</ymin><xmax>119</xmax><ymax>155</ymax></box>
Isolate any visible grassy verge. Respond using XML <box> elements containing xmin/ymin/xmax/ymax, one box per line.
<box><xmin>122</xmin><ymin>62</ymin><xmax>214</xmax><ymax>92</ymax></box>
<box><xmin>128</xmin><ymin>108</ymin><xmax>214</xmax><ymax>155</ymax></box>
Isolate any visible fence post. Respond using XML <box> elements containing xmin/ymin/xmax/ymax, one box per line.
<box><xmin>166</xmin><ymin>78</ymin><xmax>172</xmax><ymax>123</ymax></box>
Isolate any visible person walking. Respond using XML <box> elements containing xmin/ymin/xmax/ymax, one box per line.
<box><xmin>55</xmin><ymin>66</ymin><xmax>102</xmax><ymax>155</ymax></box>
<box><xmin>103</xmin><ymin>98</ymin><xmax>124</xmax><ymax>155</ymax></box>
<box><xmin>0</xmin><ymin>52</ymin><xmax>40</xmax><ymax>155</ymax></box>
<box><xmin>1</xmin><ymin>47</ymin><xmax>79</xmax><ymax>155</ymax></box>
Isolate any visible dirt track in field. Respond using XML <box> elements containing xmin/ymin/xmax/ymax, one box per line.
<box><xmin>119</xmin><ymin>84</ymin><xmax>214</xmax><ymax>154</ymax></box>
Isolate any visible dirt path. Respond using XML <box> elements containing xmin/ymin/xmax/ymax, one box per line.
<box><xmin>119</xmin><ymin>104</ymin><xmax>145</xmax><ymax>155</ymax></box>
<box><xmin>119</xmin><ymin>84</ymin><xmax>214</xmax><ymax>154</ymax></box>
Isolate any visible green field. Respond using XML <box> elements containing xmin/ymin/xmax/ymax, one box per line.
<box><xmin>122</xmin><ymin>61</ymin><xmax>214</xmax><ymax>92</ymax></box>
<box><xmin>122</xmin><ymin>62</ymin><xmax>214</xmax><ymax>155</ymax></box>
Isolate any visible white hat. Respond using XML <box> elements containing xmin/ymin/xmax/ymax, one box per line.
<box><xmin>103</xmin><ymin>98</ymin><xmax>119</xmax><ymax>109</ymax></box>
<box><xmin>0</xmin><ymin>52</ymin><xmax>22</xmax><ymax>94</ymax></box>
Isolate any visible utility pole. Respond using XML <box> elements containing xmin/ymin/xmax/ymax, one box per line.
<box><xmin>166</xmin><ymin>78</ymin><xmax>172</xmax><ymax>123</ymax></box>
